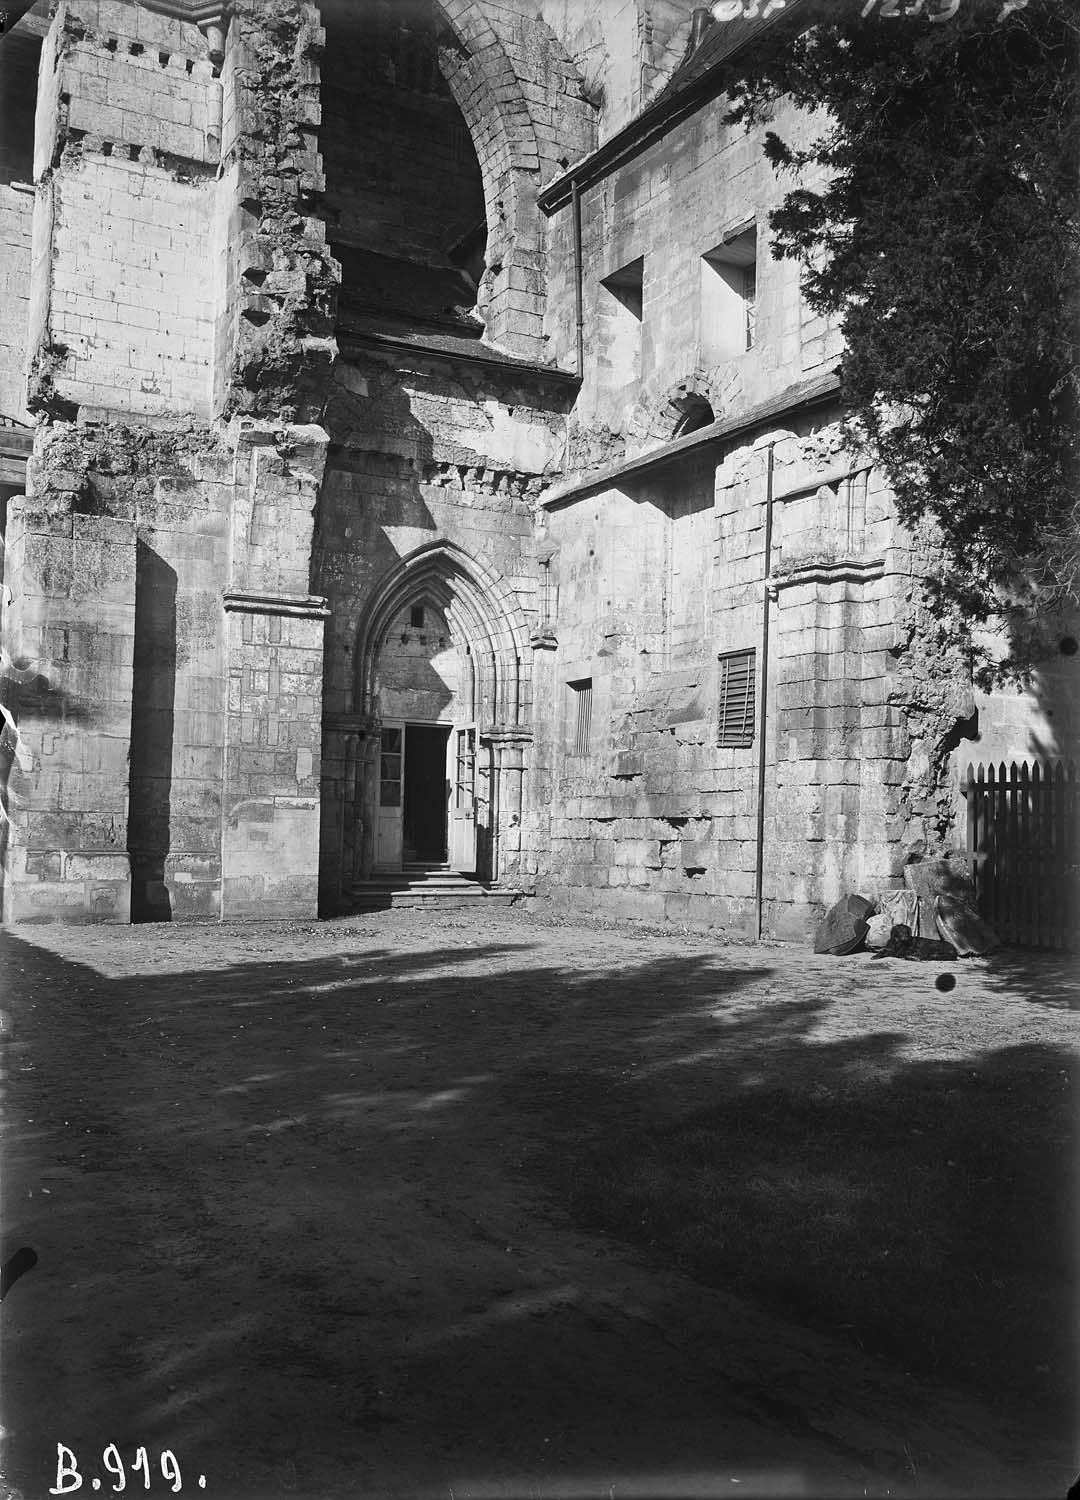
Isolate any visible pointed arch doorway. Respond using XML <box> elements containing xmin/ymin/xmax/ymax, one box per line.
<box><xmin>370</xmin><ymin>594</ymin><xmax>475</xmax><ymax>873</ymax></box>
<box><xmin>334</xmin><ymin>543</ymin><xmax>531</xmax><ymax>893</ymax></box>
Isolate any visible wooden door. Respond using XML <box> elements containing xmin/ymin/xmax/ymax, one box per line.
<box><xmin>447</xmin><ymin>724</ymin><xmax>477</xmax><ymax>873</ymax></box>
<box><xmin>376</xmin><ymin>724</ymin><xmax>404</xmax><ymax>869</ymax></box>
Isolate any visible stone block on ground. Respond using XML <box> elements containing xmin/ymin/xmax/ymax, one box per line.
<box><xmin>813</xmin><ymin>893</ymin><xmax>874</xmax><ymax>955</ymax></box>
<box><xmin>934</xmin><ymin>894</ymin><xmax>1000</xmax><ymax>957</ymax></box>
<box><xmin>903</xmin><ymin>857</ymin><xmax>974</xmax><ymax>938</ymax></box>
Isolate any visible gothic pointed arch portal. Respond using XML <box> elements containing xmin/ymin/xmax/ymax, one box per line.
<box><xmin>339</xmin><ymin>543</ymin><xmax>531</xmax><ymax>891</ymax></box>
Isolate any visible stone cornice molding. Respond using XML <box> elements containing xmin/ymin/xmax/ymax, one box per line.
<box><xmin>481</xmin><ymin>728</ymin><xmax>534</xmax><ymax>745</ymax></box>
<box><xmin>138</xmin><ymin>0</ymin><xmax>229</xmax><ymax>23</ymax></box>
<box><xmin>322</xmin><ymin>713</ymin><xmax>378</xmax><ymax>736</ymax></box>
<box><xmin>767</xmin><ymin>559</ymin><xmax>886</xmax><ymax>599</ymax></box>
<box><xmin>224</xmin><ymin>589</ymin><xmax>330</xmax><ymax>619</ymax></box>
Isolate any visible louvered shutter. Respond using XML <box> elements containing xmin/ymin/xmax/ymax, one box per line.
<box><xmin>717</xmin><ymin>650</ymin><xmax>755</xmax><ymax>747</ymax></box>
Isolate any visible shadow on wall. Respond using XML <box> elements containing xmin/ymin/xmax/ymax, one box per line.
<box><xmin>127</xmin><ymin>540</ymin><xmax>177</xmax><ymax>922</ymax></box>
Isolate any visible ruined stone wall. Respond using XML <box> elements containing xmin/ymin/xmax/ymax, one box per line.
<box><xmin>759</xmin><ymin>430</ymin><xmax>910</xmax><ymax>937</ymax></box>
<box><xmin>1</xmin><ymin>0</ymin><xmax>337</xmax><ymax>924</ymax></box>
<box><xmin>0</xmin><ymin>18</ymin><xmax>41</xmax><ymax>427</ymax></box>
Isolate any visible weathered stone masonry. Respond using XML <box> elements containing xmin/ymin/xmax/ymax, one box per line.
<box><xmin>0</xmin><ymin>0</ymin><xmax>1072</xmax><ymax>933</ymax></box>
<box><xmin>2</xmin><ymin>0</ymin><xmax>337</xmax><ymax>921</ymax></box>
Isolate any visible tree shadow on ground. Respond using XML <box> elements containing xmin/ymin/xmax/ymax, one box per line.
<box><xmin>0</xmin><ymin>930</ymin><xmax>1074</xmax><ymax>1500</ymax></box>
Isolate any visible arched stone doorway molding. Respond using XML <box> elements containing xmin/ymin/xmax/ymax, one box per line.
<box><xmin>333</xmin><ymin>542</ymin><xmax>532</xmax><ymax>892</ymax></box>
<box><xmin>355</xmin><ymin>541</ymin><xmax>529</xmax><ymax>730</ymax></box>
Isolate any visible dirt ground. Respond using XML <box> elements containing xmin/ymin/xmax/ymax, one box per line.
<box><xmin>0</xmin><ymin>905</ymin><xmax>1077</xmax><ymax>1500</ymax></box>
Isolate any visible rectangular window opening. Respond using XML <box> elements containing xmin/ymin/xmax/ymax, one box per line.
<box><xmin>701</xmin><ymin>225</ymin><xmax>757</xmax><ymax>362</ymax></box>
<box><xmin>717</xmin><ymin>650</ymin><xmax>755</xmax><ymax>748</ymax></box>
<box><xmin>409</xmin><ymin>604</ymin><xmax>425</xmax><ymax>628</ymax></box>
<box><xmin>600</xmin><ymin>257</ymin><xmax>644</xmax><ymax>320</ymax></box>
<box><xmin>568</xmin><ymin>678</ymin><xmax>593</xmax><ymax>756</ymax></box>
<box><xmin>598</xmin><ymin>258</ymin><xmax>644</xmax><ymax>390</ymax></box>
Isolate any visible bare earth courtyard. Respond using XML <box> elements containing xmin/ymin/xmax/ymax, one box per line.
<box><xmin>0</xmin><ymin>906</ymin><xmax>1077</xmax><ymax>1500</ymax></box>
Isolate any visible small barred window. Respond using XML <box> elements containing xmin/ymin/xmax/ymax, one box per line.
<box><xmin>568</xmin><ymin>678</ymin><xmax>593</xmax><ymax>756</ymax></box>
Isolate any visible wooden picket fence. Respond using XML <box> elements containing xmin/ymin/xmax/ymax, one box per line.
<box><xmin>963</xmin><ymin>759</ymin><xmax>1079</xmax><ymax>949</ymax></box>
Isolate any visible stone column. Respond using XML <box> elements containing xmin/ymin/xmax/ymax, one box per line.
<box><xmin>486</xmin><ymin>730</ymin><xmax>531</xmax><ymax>886</ymax></box>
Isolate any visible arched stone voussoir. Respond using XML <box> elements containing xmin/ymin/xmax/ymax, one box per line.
<box><xmin>432</xmin><ymin>0</ymin><xmax>594</xmax><ymax>359</ymax></box>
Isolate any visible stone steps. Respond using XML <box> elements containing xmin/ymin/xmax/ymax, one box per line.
<box><xmin>345</xmin><ymin>864</ymin><xmax>526</xmax><ymax>912</ymax></box>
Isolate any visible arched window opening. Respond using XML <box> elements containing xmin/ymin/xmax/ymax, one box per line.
<box><xmin>672</xmin><ymin>395</ymin><xmax>716</xmax><ymax>437</ymax></box>
<box><xmin>319</xmin><ymin>0</ymin><xmax>488</xmax><ymax>340</ymax></box>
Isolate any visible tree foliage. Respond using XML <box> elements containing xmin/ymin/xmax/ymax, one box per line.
<box><xmin>721</xmin><ymin>0</ymin><xmax>1080</xmax><ymax>674</ymax></box>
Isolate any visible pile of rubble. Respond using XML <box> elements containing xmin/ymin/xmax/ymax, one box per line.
<box><xmin>814</xmin><ymin>856</ymin><xmax>999</xmax><ymax>960</ymax></box>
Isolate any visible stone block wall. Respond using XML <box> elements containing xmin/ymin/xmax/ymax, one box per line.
<box><xmin>1</xmin><ymin>499</ymin><xmax>135</xmax><ymax>922</ymax></box>
<box><xmin>0</xmin><ymin>183</ymin><xmax>34</xmax><ymax>426</ymax></box>
<box><xmin>28</xmin><ymin>0</ymin><xmax>221</xmax><ymax>421</ymax></box>
<box><xmin>45</xmin><ymin>156</ymin><xmax>217</xmax><ymax>418</ymax></box>
<box><xmin>545</xmin><ymin>94</ymin><xmax>842</xmax><ymax>455</ymax></box>
<box><xmin>221</xmin><ymin>602</ymin><xmax>325</xmax><ymax>919</ymax></box>
<box><xmin>529</xmin><ymin>413</ymin><xmax>914</xmax><ymax>938</ymax></box>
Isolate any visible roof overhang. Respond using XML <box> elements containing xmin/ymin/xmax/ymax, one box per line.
<box><xmin>540</xmin><ymin>368</ymin><xmax>841</xmax><ymax>510</ymax></box>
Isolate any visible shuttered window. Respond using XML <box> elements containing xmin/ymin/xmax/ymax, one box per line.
<box><xmin>569</xmin><ymin>678</ymin><xmax>593</xmax><ymax>756</ymax></box>
<box><xmin>717</xmin><ymin>650</ymin><xmax>755</xmax><ymax>747</ymax></box>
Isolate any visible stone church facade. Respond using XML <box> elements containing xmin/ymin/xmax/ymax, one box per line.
<box><xmin>0</xmin><ymin>0</ymin><xmax>1073</xmax><ymax>934</ymax></box>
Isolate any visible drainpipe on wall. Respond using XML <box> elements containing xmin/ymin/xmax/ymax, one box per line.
<box><xmin>571</xmin><ymin>177</ymin><xmax>585</xmax><ymax>381</ymax></box>
<box><xmin>754</xmin><ymin>442</ymin><xmax>775</xmax><ymax>941</ymax></box>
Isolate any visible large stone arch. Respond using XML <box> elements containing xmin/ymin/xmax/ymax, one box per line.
<box><xmin>432</xmin><ymin>0</ymin><xmax>595</xmax><ymax>357</ymax></box>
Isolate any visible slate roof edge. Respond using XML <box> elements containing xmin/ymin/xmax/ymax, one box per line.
<box><xmin>539</xmin><ymin>368</ymin><xmax>842</xmax><ymax>510</ymax></box>
<box><xmin>537</xmin><ymin>0</ymin><xmax>812</xmax><ymax>216</ymax></box>
<box><xmin>337</xmin><ymin>329</ymin><xmax>581</xmax><ymax>387</ymax></box>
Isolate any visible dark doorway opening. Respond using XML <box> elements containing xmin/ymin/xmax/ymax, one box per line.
<box><xmin>128</xmin><ymin>541</ymin><xmax>177</xmax><ymax>922</ymax></box>
<box><xmin>403</xmin><ymin>724</ymin><xmax>450</xmax><ymax>862</ymax></box>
